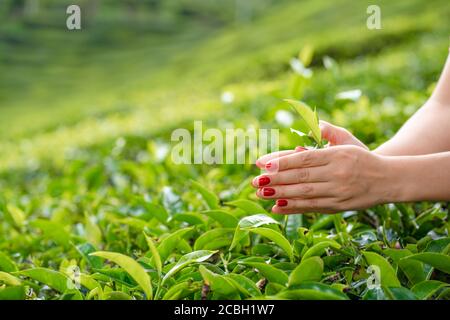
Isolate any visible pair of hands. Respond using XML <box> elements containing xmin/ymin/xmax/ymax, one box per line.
<box><xmin>252</xmin><ymin>121</ymin><xmax>389</xmax><ymax>214</ymax></box>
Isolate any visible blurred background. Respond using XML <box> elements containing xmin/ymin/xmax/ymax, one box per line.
<box><xmin>0</xmin><ymin>0</ymin><xmax>449</xmax><ymax>193</ymax></box>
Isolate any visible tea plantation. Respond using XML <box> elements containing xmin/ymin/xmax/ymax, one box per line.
<box><xmin>0</xmin><ymin>0</ymin><xmax>449</xmax><ymax>300</ymax></box>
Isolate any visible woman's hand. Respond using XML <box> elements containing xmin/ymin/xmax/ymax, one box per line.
<box><xmin>253</xmin><ymin>145</ymin><xmax>393</xmax><ymax>214</ymax></box>
<box><xmin>318</xmin><ymin>120</ymin><xmax>368</xmax><ymax>149</ymax></box>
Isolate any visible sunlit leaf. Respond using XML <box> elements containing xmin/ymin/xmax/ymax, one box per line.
<box><xmin>284</xmin><ymin>99</ymin><xmax>321</xmax><ymax>146</ymax></box>
<box><xmin>289</xmin><ymin>257</ymin><xmax>323</xmax><ymax>286</ymax></box>
<box><xmin>363</xmin><ymin>251</ymin><xmax>401</xmax><ymax>287</ymax></box>
<box><xmin>162</xmin><ymin>250</ymin><xmax>218</xmax><ymax>284</ymax></box>
<box><xmin>91</xmin><ymin>251</ymin><xmax>153</xmax><ymax>299</ymax></box>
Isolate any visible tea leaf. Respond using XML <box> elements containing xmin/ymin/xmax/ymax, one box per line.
<box><xmin>0</xmin><ymin>252</ymin><xmax>18</xmax><ymax>272</ymax></box>
<box><xmin>363</xmin><ymin>251</ymin><xmax>401</xmax><ymax>287</ymax></box>
<box><xmin>0</xmin><ymin>271</ymin><xmax>22</xmax><ymax>286</ymax></box>
<box><xmin>240</xmin><ymin>262</ymin><xmax>288</xmax><ymax>285</ymax></box>
<box><xmin>144</xmin><ymin>233</ymin><xmax>162</xmax><ymax>276</ymax></box>
<box><xmin>202</xmin><ymin>210</ymin><xmax>239</xmax><ymax>228</ymax></box>
<box><xmin>276</xmin><ymin>282</ymin><xmax>348</xmax><ymax>300</ymax></box>
<box><xmin>163</xmin><ymin>250</ymin><xmax>218</xmax><ymax>283</ymax></box>
<box><xmin>411</xmin><ymin>280</ymin><xmax>449</xmax><ymax>300</ymax></box>
<box><xmin>225</xmin><ymin>199</ymin><xmax>267</xmax><ymax>214</ymax></box>
<box><xmin>16</xmin><ymin>268</ymin><xmax>71</xmax><ymax>293</ymax></box>
<box><xmin>289</xmin><ymin>257</ymin><xmax>324</xmax><ymax>286</ymax></box>
<box><xmin>191</xmin><ymin>180</ymin><xmax>220</xmax><ymax>210</ymax></box>
<box><xmin>401</xmin><ymin>252</ymin><xmax>450</xmax><ymax>274</ymax></box>
<box><xmin>238</xmin><ymin>214</ymin><xmax>280</xmax><ymax>229</ymax></box>
<box><xmin>284</xmin><ymin>99</ymin><xmax>321</xmax><ymax>146</ymax></box>
<box><xmin>302</xmin><ymin>240</ymin><xmax>341</xmax><ymax>259</ymax></box>
<box><xmin>91</xmin><ymin>251</ymin><xmax>153</xmax><ymax>299</ymax></box>
<box><xmin>247</xmin><ymin>228</ymin><xmax>294</xmax><ymax>262</ymax></box>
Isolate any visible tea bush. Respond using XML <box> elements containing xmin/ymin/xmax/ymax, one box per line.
<box><xmin>0</xmin><ymin>0</ymin><xmax>449</xmax><ymax>300</ymax></box>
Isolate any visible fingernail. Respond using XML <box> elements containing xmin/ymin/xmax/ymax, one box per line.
<box><xmin>263</xmin><ymin>187</ymin><xmax>275</xmax><ymax>196</ymax></box>
<box><xmin>258</xmin><ymin>176</ymin><xmax>270</xmax><ymax>186</ymax></box>
<box><xmin>265</xmin><ymin>161</ymin><xmax>278</xmax><ymax>172</ymax></box>
<box><xmin>295</xmin><ymin>146</ymin><xmax>307</xmax><ymax>152</ymax></box>
<box><xmin>277</xmin><ymin>199</ymin><xmax>288</xmax><ymax>207</ymax></box>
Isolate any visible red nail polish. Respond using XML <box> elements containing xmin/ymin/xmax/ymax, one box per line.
<box><xmin>258</xmin><ymin>176</ymin><xmax>270</xmax><ymax>186</ymax></box>
<box><xmin>295</xmin><ymin>146</ymin><xmax>307</xmax><ymax>152</ymax></box>
<box><xmin>277</xmin><ymin>199</ymin><xmax>288</xmax><ymax>207</ymax></box>
<box><xmin>263</xmin><ymin>188</ymin><xmax>275</xmax><ymax>196</ymax></box>
<box><xmin>265</xmin><ymin>161</ymin><xmax>278</xmax><ymax>172</ymax></box>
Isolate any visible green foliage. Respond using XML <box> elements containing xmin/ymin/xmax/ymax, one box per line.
<box><xmin>0</xmin><ymin>0</ymin><xmax>449</xmax><ymax>301</ymax></box>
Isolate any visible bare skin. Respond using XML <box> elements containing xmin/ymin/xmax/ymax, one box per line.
<box><xmin>253</xmin><ymin>52</ymin><xmax>450</xmax><ymax>214</ymax></box>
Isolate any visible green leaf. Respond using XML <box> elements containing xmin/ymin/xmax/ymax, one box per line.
<box><xmin>30</xmin><ymin>219</ymin><xmax>71</xmax><ymax>248</ymax></box>
<box><xmin>229</xmin><ymin>214</ymin><xmax>280</xmax><ymax>251</ymax></box>
<box><xmin>75</xmin><ymin>243</ymin><xmax>103</xmax><ymax>269</ymax></box>
<box><xmin>229</xmin><ymin>228</ymin><xmax>249</xmax><ymax>251</ymax></box>
<box><xmin>0</xmin><ymin>271</ymin><xmax>22</xmax><ymax>286</ymax></box>
<box><xmin>172</xmin><ymin>212</ymin><xmax>206</xmax><ymax>226</ymax></box>
<box><xmin>289</xmin><ymin>257</ymin><xmax>323</xmax><ymax>286</ymax></box>
<box><xmin>5</xmin><ymin>204</ymin><xmax>25</xmax><ymax>228</ymax></box>
<box><xmin>0</xmin><ymin>251</ymin><xmax>18</xmax><ymax>272</ymax></box>
<box><xmin>199</xmin><ymin>265</ymin><xmax>238</xmax><ymax>297</ymax></box>
<box><xmin>162</xmin><ymin>281</ymin><xmax>201</xmax><ymax>300</ymax></box>
<box><xmin>285</xmin><ymin>214</ymin><xmax>303</xmax><ymax>241</ymax></box>
<box><xmin>80</xmin><ymin>274</ymin><xmax>101</xmax><ymax>291</ymax></box>
<box><xmin>241</xmin><ymin>262</ymin><xmax>288</xmax><ymax>285</ymax></box>
<box><xmin>0</xmin><ymin>286</ymin><xmax>26</xmax><ymax>300</ymax></box>
<box><xmin>302</xmin><ymin>240</ymin><xmax>341</xmax><ymax>260</ymax></box>
<box><xmin>84</xmin><ymin>213</ymin><xmax>102</xmax><ymax>247</ymax></box>
<box><xmin>157</xmin><ymin>227</ymin><xmax>194</xmax><ymax>262</ymax></box>
<box><xmin>284</xmin><ymin>99</ymin><xmax>321</xmax><ymax>145</ymax></box>
<box><xmin>226</xmin><ymin>273</ymin><xmax>261</xmax><ymax>297</ymax></box>
<box><xmin>225</xmin><ymin>199</ymin><xmax>266</xmax><ymax>214</ymax></box>
<box><xmin>144</xmin><ymin>233</ymin><xmax>162</xmax><ymax>276</ymax></box>
<box><xmin>401</xmin><ymin>252</ymin><xmax>450</xmax><ymax>274</ymax></box>
<box><xmin>16</xmin><ymin>268</ymin><xmax>71</xmax><ymax>293</ymax></box>
<box><xmin>363</xmin><ymin>251</ymin><xmax>401</xmax><ymax>287</ymax></box>
<box><xmin>202</xmin><ymin>210</ymin><xmax>238</xmax><ymax>228</ymax></box>
<box><xmin>194</xmin><ymin>228</ymin><xmax>234</xmax><ymax>250</ymax></box>
<box><xmin>91</xmin><ymin>251</ymin><xmax>153</xmax><ymax>299</ymax></box>
<box><xmin>276</xmin><ymin>282</ymin><xmax>348</xmax><ymax>300</ymax></box>
<box><xmin>299</xmin><ymin>45</ymin><xmax>314</xmax><ymax>67</ymax></box>
<box><xmin>238</xmin><ymin>214</ymin><xmax>280</xmax><ymax>229</ymax></box>
<box><xmin>383</xmin><ymin>286</ymin><xmax>417</xmax><ymax>300</ymax></box>
<box><xmin>384</xmin><ymin>248</ymin><xmax>426</xmax><ymax>285</ymax></box>
<box><xmin>424</xmin><ymin>237</ymin><xmax>450</xmax><ymax>253</ymax></box>
<box><xmin>411</xmin><ymin>280</ymin><xmax>449</xmax><ymax>300</ymax></box>
<box><xmin>92</xmin><ymin>268</ymin><xmax>137</xmax><ymax>287</ymax></box>
<box><xmin>145</xmin><ymin>202</ymin><xmax>169</xmax><ymax>224</ymax></box>
<box><xmin>247</xmin><ymin>228</ymin><xmax>294</xmax><ymax>262</ymax></box>
<box><xmin>104</xmin><ymin>291</ymin><xmax>133</xmax><ymax>300</ymax></box>
<box><xmin>191</xmin><ymin>180</ymin><xmax>220</xmax><ymax>209</ymax></box>
<box><xmin>310</xmin><ymin>215</ymin><xmax>334</xmax><ymax>231</ymax></box>
<box><xmin>162</xmin><ymin>250</ymin><xmax>217</xmax><ymax>284</ymax></box>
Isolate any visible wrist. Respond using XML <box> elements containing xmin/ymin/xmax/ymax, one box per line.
<box><xmin>374</xmin><ymin>155</ymin><xmax>413</xmax><ymax>203</ymax></box>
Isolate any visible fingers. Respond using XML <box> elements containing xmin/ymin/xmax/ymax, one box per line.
<box><xmin>255</xmin><ymin>149</ymin><xmax>298</xmax><ymax>169</ymax></box>
<box><xmin>271</xmin><ymin>198</ymin><xmax>340</xmax><ymax>214</ymax></box>
<box><xmin>256</xmin><ymin>182</ymin><xmax>333</xmax><ymax>199</ymax></box>
<box><xmin>252</xmin><ymin>166</ymin><xmax>329</xmax><ymax>187</ymax></box>
<box><xmin>265</xmin><ymin>148</ymin><xmax>331</xmax><ymax>172</ymax></box>
<box><xmin>319</xmin><ymin>120</ymin><xmax>349</xmax><ymax>146</ymax></box>
<box><xmin>319</xmin><ymin>120</ymin><xmax>368</xmax><ymax>149</ymax></box>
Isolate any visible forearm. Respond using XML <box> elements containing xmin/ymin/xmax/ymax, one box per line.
<box><xmin>374</xmin><ymin>52</ymin><xmax>450</xmax><ymax>156</ymax></box>
<box><xmin>383</xmin><ymin>152</ymin><xmax>450</xmax><ymax>202</ymax></box>
<box><xmin>374</xmin><ymin>100</ymin><xmax>450</xmax><ymax>156</ymax></box>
